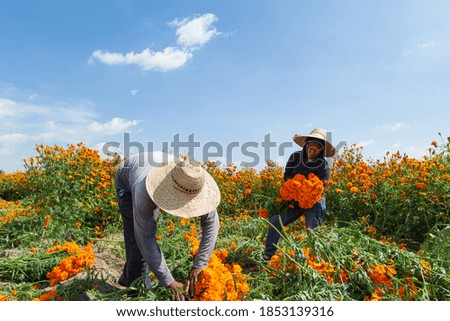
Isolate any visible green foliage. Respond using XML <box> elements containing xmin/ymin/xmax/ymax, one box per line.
<box><xmin>22</xmin><ymin>143</ymin><xmax>122</xmax><ymax>244</ymax></box>
<box><xmin>0</xmin><ymin>250</ymin><xmax>67</xmax><ymax>283</ymax></box>
<box><xmin>326</xmin><ymin>138</ymin><xmax>450</xmax><ymax>244</ymax></box>
<box><xmin>421</xmin><ymin>225</ymin><xmax>450</xmax><ymax>271</ymax></box>
<box><xmin>1</xmin><ymin>141</ymin><xmax>449</xmax><ymax>301</ymax></box>
<box><xmin>0</xmin><ymin>171</ymin><xmax>30</xmax><ymax>200</ymax></box>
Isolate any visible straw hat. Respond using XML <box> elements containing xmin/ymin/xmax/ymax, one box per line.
<box><xmin>293</xmin><ymin>128</ymin><xmax>336</xmax><ymax>157</ymax></box>
<box><xmin>146</xmin><ymin>160</ymin><xmax>220</xmax><ymax>218</ymax></box>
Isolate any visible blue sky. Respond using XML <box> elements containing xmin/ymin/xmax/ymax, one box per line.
<box><xmin>1</xmin><ymin>0</ymin><xmax>449</xmax><ymax>172</ymax></box>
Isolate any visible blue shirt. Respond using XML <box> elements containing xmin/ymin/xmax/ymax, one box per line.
<box><xmin>284</xmin><ymin>150</ymin><xmax>331</xmax><ymax>181</ymax></box>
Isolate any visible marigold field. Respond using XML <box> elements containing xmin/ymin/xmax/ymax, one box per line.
<box><xmin>0</xmin><ymin>137</ymin><xmax>449</xmax><ymax>301</ymax></box>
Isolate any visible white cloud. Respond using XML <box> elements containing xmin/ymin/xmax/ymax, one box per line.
<box><xmin>357</xmin><ymin>139</ymin><xmax>375</xmax><ymax>147</ymax></box>
<box><xmin>0</xmin><ymin>98</ymin><xmax>18</xmax><ymax>117</ymax></box>
<box><xmin>1</xmin><ymin>98</ymin><xmax>98</xmax><ymax>124</ymax></box>
<box><xmin>171</xmin><ymin>13</ymin><xmax>219</xmax><ymax>48</ymax></box>
<box><xmin>130</xmin><ymin>89</ymin><xmax>138</xmax><ymax>96</ymax></box>
<box><xmin>0</xmin><ymin>95</ymin><xmax>144</xmax><ymax>172</ymax></box>
<box><xmin>402</xmin><ymin>41</ymin><xmax>436</xmax><ymax>56</ymax></box>
<box><xmin>88</xmin><ymin>117</ymin><xmax>140</xmax><ymax>135</ymax></box>
<box><xmin>417</xmin><ymin>41</ymin><xmax>435</xmax><ymax>50</ymax></box>
<box><xmin>402</xmin><ymin>50</ymin><xmax>412</xmax><ymax>57</ymax></box>
<box><xmin>0</xmin><ymin>133</ymin><xmax>29</xmax><ymax>144</ymax></box>
<box><xmin>90</xmin><ymin>13</ymin><xmax>221</xmax><ymax>72</ymax></box>
<box><xmin>90</xmin><ymin>47</ymin><xmax>193</xmax><ymax>72</ymax></box>
<box><xmin>381</xmin><ymin>122</ymin><xmax>408</xmax><ymax>131</ymax></box>
<box><xmin>91</xmin><ymin>141</ymin><xmax>123</xmax><ymax>159</ymax></box>
<box><xmin>402</xmin><ymin>145</ymin><xmax>424</xmax><ymax>158</ymax></box>
<box><xmin>28</xmin><ymin>93</ymin><xmax>39</xmax><ymax>101</ymax></box>
<box><xmin>0</xmin><ymin>133</ymin><xmax>30</xmax><ymax>156</ymax></box>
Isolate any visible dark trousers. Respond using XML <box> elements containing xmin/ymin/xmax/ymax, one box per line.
<box><xmin>264</xmin><ymin>200</ymin><xmax>325</xmax><ymax>258</ymax></box>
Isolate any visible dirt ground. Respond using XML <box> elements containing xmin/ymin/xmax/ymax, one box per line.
<box><xmin>91</xmin><ymin>233</ymin><xmax>125</xmax><ymax>283</ymax></box>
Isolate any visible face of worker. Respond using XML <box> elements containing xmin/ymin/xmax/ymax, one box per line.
<box><xmin>306</xmin><ymin>142</ymin><xmax>323</xmax><ymax>160</ymax></box>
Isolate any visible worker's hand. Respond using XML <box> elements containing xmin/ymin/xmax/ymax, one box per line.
<box><xmin>167</xmin><ymin>280</ymin><xmax>187</xmax><ymax>301</ymax></box>
<box><xmin>186</xmin><ymin>267</ymin><xmax>203</xmax><ymax>297</ymax></box>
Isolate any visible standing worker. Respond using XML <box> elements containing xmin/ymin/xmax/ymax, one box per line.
<box><xmin>263</xmin><ymin>128</ymin><xmax>335</xmax><ymax>260</ymax></box>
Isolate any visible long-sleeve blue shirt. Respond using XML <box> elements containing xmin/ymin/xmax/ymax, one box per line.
<box><xmin>284</xmin><ymin>150</ymin><xmax>331</xmax><ymax>181</ymax></box>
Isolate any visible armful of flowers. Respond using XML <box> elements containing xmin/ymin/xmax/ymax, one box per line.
<box><xmin>279</xmin><ymin>173</ymin><xmax>324</xmax><ymax>209</ymax></box>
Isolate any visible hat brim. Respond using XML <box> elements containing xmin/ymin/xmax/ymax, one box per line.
<box><xmin>146</xmin><ymin>162</ymin><xmax>221</xmax><ymax>218</ymax></box>
<box><xmin>293</xmin><ymin>135</ymin><xmax>336</xmax><ymax>157</ymax></box>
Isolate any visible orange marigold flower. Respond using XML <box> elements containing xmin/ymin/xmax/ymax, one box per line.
<box><xmin>415</xmin><ymin>182</ymin><xmax>426</xmax><ymax>190</ymax></box>
<box><xmin>419</xmin><ymin>259</ymin><xmax>432</xmax><ymax>275</ymax></box>
<box><xmin>44</xmin><ymin>215</ymin><xmax>51</xmax><ymax>229</ymax></box>
<box><xmin>350</xmin><ymin>187</ymin><xmax>358</xmax><ymax>194</ymax></box>
<box><xmin>32</xmin><ymin>290</ymin><xmax>59</xmax><ymax>301</ymax></box>
<box><xmin>167</xmin><ymin>220</ymin><xmax>175</xmax><ymax>234</ymax></box>
<box><xmin>258</xmin><ymin>208</ymin><xmax>269</xmax><ymax>219</ymax></box>
<box><xmin>0</xmin><ymin>294</ymin><xmax>9</xmax><ymax>301</ymax></box>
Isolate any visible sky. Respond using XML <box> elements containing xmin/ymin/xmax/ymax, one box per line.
<box><xmin>1</xmin><ymin>0</ymin><xmax>450</xmax><ymax>172</ymax></box>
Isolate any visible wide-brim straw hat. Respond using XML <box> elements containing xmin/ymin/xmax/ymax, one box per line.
<box><xmin>146</xmin><ymin>160</ymin><xmax>220</xmax><ymax>218</ymax></box>
<box><xmin>293</xmin><ymin>128</ymin><xmax>336</xmax><ymax>157</ymax></box>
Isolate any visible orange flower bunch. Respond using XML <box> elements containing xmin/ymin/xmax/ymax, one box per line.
<box><xmin>279</xmin><ymin>173</ymin><xmax>324</xmax><ymax>209</ymax></box>
<box><xmin>184</xmin><ymin>225</ymin><xmax>250</xmax><ymax>301</ymax></box>
<box><xmin>192</xmin><ymin>249</ymin><xmax>250</xmax><ymax>301</ymax></box>
<box><xmin>45</xmin><ymin>242</ymin><xmax>96</xmax><ymax>286</ymax></box>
